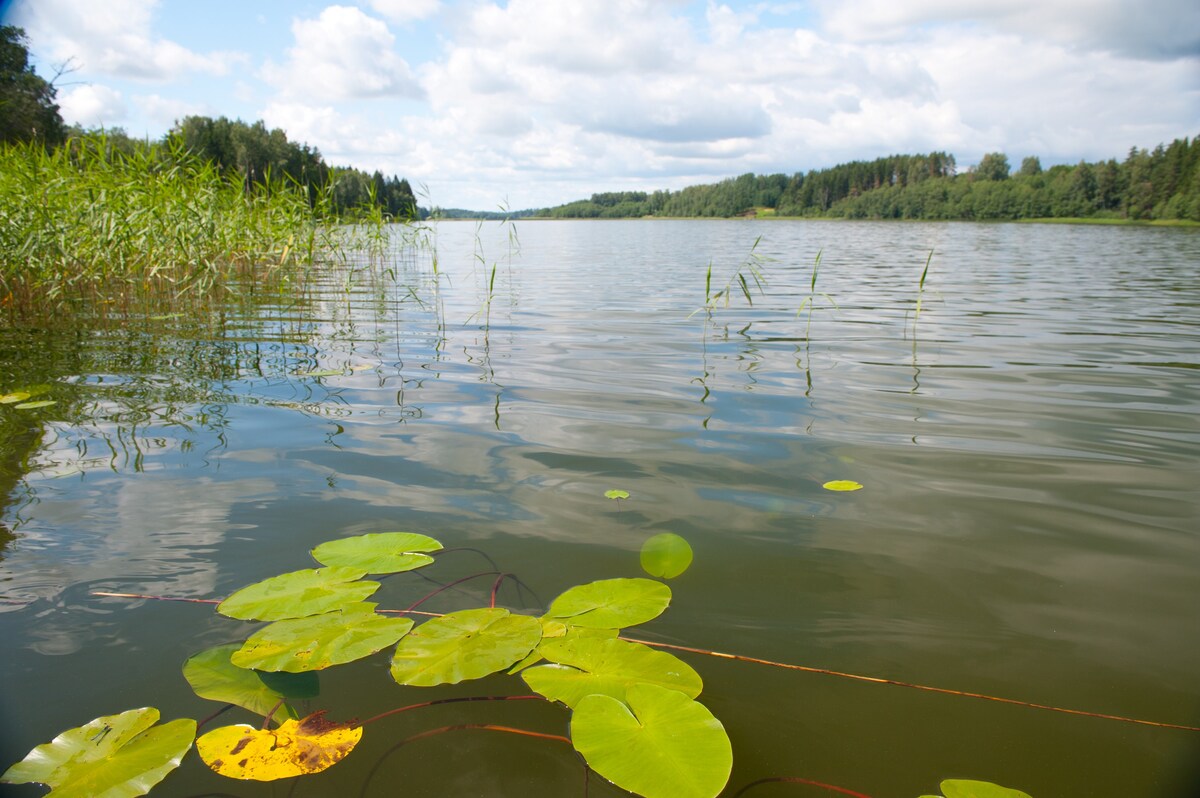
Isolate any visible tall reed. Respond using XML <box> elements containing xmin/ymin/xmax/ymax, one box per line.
<box><xmin>0</xmin><ymin>133</ymin><xmax>351</xmax><ymax>315</ymax></box>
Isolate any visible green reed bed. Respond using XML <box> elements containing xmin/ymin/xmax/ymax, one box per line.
<box><xmin>0</xmin><ymin>134</ymin><xmax>349</xmax><ymax>314</ymax></box>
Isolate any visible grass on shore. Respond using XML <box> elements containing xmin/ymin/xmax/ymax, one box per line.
<box><xmin>0</xmin><ymin>133</ymin><xmax>369</xmax><ymax>315</ymax></box>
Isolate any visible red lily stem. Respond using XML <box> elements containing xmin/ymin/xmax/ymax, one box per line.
<box><xmin>361</xmin><ymin>694</ymin><xmax>545</xmax><ymax>728</ymax></box>
<box><xmin>403</xmin><ymin>570</ymin><xmax>501</xmax><ymax>613</ymax></box>
<box><xmin>731</xmin><ymin>776</ymin><xmax>875</xmax><ymax>798</ymax></box>
<box><xmin>621</xmin><ymin>636</ymin><xmax>1200</xmax><ymax>733</ymax></box>
<box><xmin>358</xmin><ymin>722</ymin><xmax>575</xmax><ymax>798</ymax></box>
<box><xmin>490</xmin><ymin>572</ymin><xmax>513</xmax><ymax>608</ymax></box>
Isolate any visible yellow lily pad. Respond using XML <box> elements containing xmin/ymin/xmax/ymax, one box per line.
<box><xmin>196</xmin><ymin>712</ymin><xmax>361</xmax><ymax>781</ymax></box>
<box><xmin>822</xmin><ymin>480</ymin><xmax>863</xmax><ymax>492</ymax></box>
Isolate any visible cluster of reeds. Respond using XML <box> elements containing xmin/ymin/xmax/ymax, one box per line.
<box><xmin>0</xmin><ymin>133</ymin><xmax>353</xmax><ymax>315</ymax></box>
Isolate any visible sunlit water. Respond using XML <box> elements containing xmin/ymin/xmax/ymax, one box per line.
<box><xmin>1</xmin><ymin>220</ymin><xmax>1198</xmax><ymax>797</ymax></box>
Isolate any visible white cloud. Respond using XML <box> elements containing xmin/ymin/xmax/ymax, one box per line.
<box><xmin>814</xmin><ymin>0</ymin><xmax>1200</xmax><ymax>60</ymax></box>
<box><xmin>58</xmin><ymin>84</ymin><xmax>128</xmax><ymax>127</ymax></box>
<box><xmin>261</xmin><ymin>6</ymin><xmax>424</xmax><ymax>101</ymax></box>
<box><xmin>134</xmin><ymin>94</ymin><xmax>212</xmax><ymax>129</ymax></box>
<box><xmin>16</xmin><ymin>0</ymin><xmax>1196</xmax><ymax>210</ymax></box>
<box><xmin>290</xmin><ymin>0</ymin><xmax>1197</xmax><ymax>208</ymax></box>
<box><xmin>10</xmin><ymin>0</ymin><xmax>245</xmax><ymax>80</ymax></box>
<box><xmin>367</xmin><ymin>0</ymin><xmax>442</xmax><ymax>23</ymax></box>
<box><xmin>260</xmin><ymin>102</ymin><xmax>346</xmax><ymax>151</ymax></box>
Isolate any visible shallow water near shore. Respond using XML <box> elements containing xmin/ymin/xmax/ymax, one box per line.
<box><xmin>1</xmin><ymin>219</ymin><xmax>1198</xmax><ymax>797</ymax></box>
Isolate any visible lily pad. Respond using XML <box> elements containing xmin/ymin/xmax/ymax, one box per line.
<box><xmin>571</xmin><ymin>684</ymin><xmax>732</xmax><ymax>798</ymax></box>
<box><xmin>545</xmin><ymin>578</ymin><xmax>671</xmax><ymax>629</ymax></box>
<box><xmin>522</xmin><ymin>637</ymin><xmax>702</xmax><ymax>708</ymax></box>
<box><xmin>922</xmin><ymin>779</ymin><xmax>1034</xmax><ymax>798</ymax></box>
<box><xmin>640</xmin><ymin>533</ymin><xmax>693</xmax><ymax>579</ymax></box>
<box><xmin>14</xmin><ymin>400</ymin><xmax>57</xmax><ymax>410</ymax></box>
<box><xmin>822</xmin><ymin>480</ymin><xmax>863</xmax><ymax>491</ymax></box>
<box><xmin>507</xmin><ymin>622</ymin><xmax>617</xmax><ymax>674</ymax></box>
<box><xmin>217</xmin><ymin>566</ymin><xmax>377</xmax><ymax>621</ymax></box>
<box><xmin>604</xmin><ymin>489</ymin><xmax>630</xmax><ymax>500</ymax></box>
<box><xmin>1</xmin><ymin>707</ymin><xmax>196</xmax><ymax>797</ymax></box>
<box><xmin>183</xmin><ymin>644</ymin><xmax>318</xmax><ymax>719</ymax></box>
<box><xmin>311</xmin><ymin>532</ymin><xmax>442</xmax><ymax>574</ymax></box>
<box><xmin>390</xmin><ymin>608</ymin><xmax>542</xmax><ymax>686</ymax></box>
<box><xmin>232</xmin><ymin>602</ymin><xmax>414</xmax><ymax>672</ymax></box>
<box><xmin>196</xmin><ymin>711</ymin><xmax>360</xmax><ymax>781</ymax></box>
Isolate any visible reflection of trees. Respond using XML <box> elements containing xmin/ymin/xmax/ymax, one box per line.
<box><xmin>0</xmin><ymin>243</ymin><xmax>441</xmax><ymax>557</ymax></box>
<box><xmin>0</xmin><ymin>285</ymin><xmax>335</xmax><ymax>542</ymax></box>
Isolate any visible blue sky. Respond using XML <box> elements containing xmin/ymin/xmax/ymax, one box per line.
<box><xmin>4</xmin><ymin>0</ymin><xmax>1198</xmax><ymax>210</ymax></box>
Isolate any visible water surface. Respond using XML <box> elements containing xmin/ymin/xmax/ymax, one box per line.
<box><xmin>1</xmin><ymin>219</ymin><xmax>1198</xmax><ymax>797</ymax></box>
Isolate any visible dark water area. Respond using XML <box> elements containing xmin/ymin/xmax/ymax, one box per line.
<box><xmin>1</xmin><ymin>219</ymin><xmax>1198</xmax><ymax>797</ymax></box>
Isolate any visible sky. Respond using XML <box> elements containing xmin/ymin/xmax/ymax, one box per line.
<box><xmin>3</xmin><ymin>0</ymin><xmax>1198</xmax><ymax>210</ymax></box>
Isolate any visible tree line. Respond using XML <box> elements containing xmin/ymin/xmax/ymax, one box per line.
<box><xmin>1</xmin><ymin>25</ymin><xmax>419</xmax><ymax>221</ymax></box>
<box><xmin>537</xmin><ymin>144</ymin><xmax>1200</xmax><ymax>222</ymax></box>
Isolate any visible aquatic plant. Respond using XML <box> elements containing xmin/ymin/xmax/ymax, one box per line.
<box><xmin>3</xmin><ymin>529</ymin><xmax>732</xmax><ymax>798</ymax></box>
<box><xmin>796</xmin><ymin>248</ymin><xmax>838</xmax><ymax>340</ymax></box>
<box><xmin>0</xmin><ymin>132</ymin><xmax>384</xmax><ymax>315</ymax></box>
<box><xmin>906</xmin><ymin>249</ymin><xmax>935</xmax><ymax>337</ymax></box>
<box><xmin>6</xmin><ymin>491</ymin><xmax>1191</xmax><ymax>795</ymax></box>
<box><xmin>693</xmin><ymin>235</ymin><xmax>768</xmax><ymax>317</ymax></box>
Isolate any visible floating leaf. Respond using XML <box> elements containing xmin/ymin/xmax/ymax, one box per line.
<box><xmin>640</xmin><ymin>533</ymin><xmax>693</xmax><ymax>579</ymax></box>
<box><xmin>546</xmin><ymin>578</ymin><xmax>671</xmax><ymax>629</ymax></box>
<box><xmin>507</xmin><ymin>621</ymin><xmax>617</xmax><ymax>674</ymax></box>
<box><xmin>1</xmin><ymin>385</ymin><xmax>50</xmax><ymax>404</ymax></box>
<box><xmin>217</xmin><ymin>567</ymin><xmax>376</xmax><ymax>621</ymax></box>
<box><xmin>822</xmin><ymin>480</ymin><xmax>863</xmax><ymax>492</ymax></box>
<box><xmin>390</xmin><ymin>608</ymin><xmax>541</xmax><ymax>687</ymax></box>
<box><xmin>15</xmin><ymin>400</ymin><xmax>57</xmax><ymax>410</ymax></box>
<box><xmin>522</xmin><ymin>637</ymin><xmax>702</xmax><ymax>708</ymax></box>
<box><xmin>571</xmin><ymin>684</ymin><xmax>732</xmax><ymax>798</ymax></box>
<box><xmin>184</xmin><ymin>644</ymin><xmax>318</xmax><ymax>719</ymax></box>
<box><xmin>604</xmin><ymin>489</ymin><xmax>630</xmax><ymax>500</ymax></box>
<box><xmin>311</xmin><ymin>532</ymin><xmax>442</xmax><ymax>574</ymax></box>
<box><xmin>921</xmin><ymin>779</ymin><xmax>1034</xmax><ymax>798</ymax></box>
<box><xmin>196</xmin><ymin>712</ymin><xmax>361</xmax><ymax>781</ymax></box>
<box><xmin>1</xmin><ymin>707</ymin><xmax>196</xmax><ymax>797</ymax></box>
<box><xmin>232</xmin><ymin>602</ymin><xmax>414</xmax><ymax>672</ymax></box>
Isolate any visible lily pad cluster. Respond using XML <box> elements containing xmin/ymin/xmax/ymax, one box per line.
<box><xmin>2</xmin><ymin>528</ymin><xmax>728</xmax><ymax>798</ymax></box>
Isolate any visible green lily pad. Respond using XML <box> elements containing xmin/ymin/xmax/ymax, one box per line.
<box><xmin>923</xmin><ymin>779</ymin><xmax>1034</xmax><ymax>798</ymax></box>
<box><xmin>1</xmin><ymin>707</ymin><xmax>196</xmax><ymax>797</ymax></box>
<box><xmin>311</xmin><ymin>532</ymin><xmax>442</xmax><ymax>574</ymax></box>
<box><xmin>390</xmin><ymin>608</ymin><xmax>542</xmax><ymax>686</ymax></box>
<box><xmin>822</xmin><ymin>480</ymin><xmax>863</xmax><ymax>491</ymax></box>
<box><xmin>14</xmin><ymin>400</ymin><xmax>57</xmax><ymax>410</ymax></box>
<box><xmin>640</xmin><ymin>533</ymin><xmax>693</xmax><ymax>579</ymax></box>
<box><xmin>507</xmin><ymin>622</ymin><xmax>617</xmax><ymax>674</ymax></box>
<box><xmin>217</xmin><ymin>567</ymin><xmax>377</xmax><ymax>621</ymax></box>
<box><xmin>545</xmin><ymin>578</ymin><xmax>671</xmax><ymax>629</ymax></box>
<box><xmin>184</xmin><ymin>644</ymin><xmax>318</xmax><ymax>719</ymax></box>
<box><xmin>1</xmin><ymin>385</ymin><xmax>51</xmax><ymax>404</ymax></box>
<box><xmin>604</xmin><ymin>489</ymin><xmax>630</xmax><ymax>500</ymax></box>
<box><xmin>522</xmin><ymin>637</ymin><xmax>702</xmax><ymax>708</ymax></box>
<box><xmin>571</xmin><ymin>684</ymin><xmax>732</xmax><ymax>798</ymax></box>
<box><xmin>232</xmin><ymin>602</ymin><xmax>414</xmax><ymax>672</ymax></box>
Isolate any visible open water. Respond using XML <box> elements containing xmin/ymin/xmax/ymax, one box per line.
<box><xmin>1</xmin><ymin>219</ymin><xmax>1198</xmax><ymax>797</ymax></box>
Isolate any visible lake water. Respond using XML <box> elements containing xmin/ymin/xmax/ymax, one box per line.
<box><xmin>1</xmin><ymin>219</ymin><xmax>1198</xmax><ymax>797</ymax></box>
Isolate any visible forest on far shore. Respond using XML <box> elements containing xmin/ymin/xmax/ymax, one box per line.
<box><xmin>532</xmin><ymin>140</ymin><xmax>1200</xmax><ymax>223</ymax></box>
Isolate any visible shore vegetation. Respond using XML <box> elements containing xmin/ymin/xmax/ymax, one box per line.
<box><xmin>534</xmin><ymin>140</ymin><xmax>1200</xmax><ymax>223</ymax></box>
